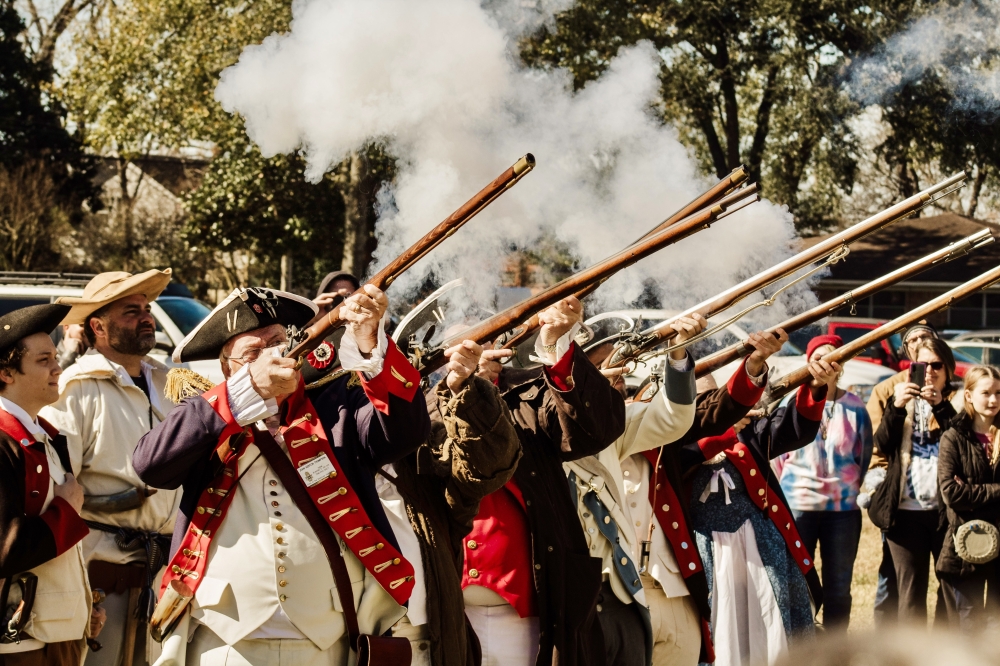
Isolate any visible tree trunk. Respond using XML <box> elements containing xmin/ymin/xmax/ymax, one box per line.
<box><xmin>716</xmin><ymin>37</ymin><xmax>741</xmax><ymax>172</ymax></box>
<box><xmin>340</xmin><ymin>151</ymin><xmax>368</xmax><ymax>277</ymax></box>
<box><xmin>280</xmin><ymin>254</ymin><xmax>293</xmax><ymax>291</ymax></box>
<box><xmin>967</xmin><ymin>163</ymin><xmax>987</xmax><ymax>219</ymax></box>
<box><xmin>747</xmin><ymin>64</ymin><xmax>780</xmax><ymax>182</ymax></box>
<box><xmin>118</xmin><ymin>157</ymin><xmax>134</xmax><ymax>271</ymax></box>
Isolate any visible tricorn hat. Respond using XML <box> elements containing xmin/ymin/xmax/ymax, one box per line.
<box><xmin>0</xmin><ymin>304</ymin><xmax>72</xmax><ymax>352</ymax></box>
<box><xmin>58</xmin><ymin>269</ymin><xmax>173</xmax><ymax>325</ymax></box>
<box><xmin>173</xmin><ymin>287</ymin><xmax>317</xmax><ymax>363</ymax></box>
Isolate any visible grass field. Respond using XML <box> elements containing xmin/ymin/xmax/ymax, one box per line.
<box><xmin>813</xmin><ymin>511</ymin><xmax>940</xmax><ymax>631</ymax></box>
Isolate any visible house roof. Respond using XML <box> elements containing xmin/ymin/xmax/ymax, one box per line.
<box><xmin>800</xmin><ymin>213</ymin><xmax>1000</xmax><ymax>284</ymax></box>
<box><xmin>92</xmin><ymin>155</ymin><xmax>208</xmax><ymax>198</ymax></box>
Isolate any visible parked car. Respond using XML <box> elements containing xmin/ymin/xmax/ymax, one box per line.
<box><xmin>585</xmin><ymin>310</ymin><xmax>895</xmax><ymax>404</ymax></box>
<box><xmin>0</xmin><ymin>272</ymin><xmax>223</xmax><ymax>383</ymax></box>
<box><xmin>949</xmin><ymin>341</ymin><xmax>1000</xmax><ymax>368</ymax></box>
<box><xmin>952</xmin><ymin>330</ymin><xmax>1000</xmax><ymax>344</ymax></box>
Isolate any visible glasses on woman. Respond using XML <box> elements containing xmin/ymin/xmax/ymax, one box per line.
<box><xmin>225</xmin><ymin>340</ymin><xmax>286</xmax><ymax>365</ymax></box>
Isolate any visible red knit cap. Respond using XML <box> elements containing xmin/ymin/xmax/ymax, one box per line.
<box><xmin>806</xmin><ymin>334</ymin><xmax>843</xmax><ymax>361</ymax></box>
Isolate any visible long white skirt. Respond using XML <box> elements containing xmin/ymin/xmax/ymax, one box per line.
<box><xmin>710</xmin><ymin>519</ymin><xmax>788</xmax><ymax>666</ymax></box>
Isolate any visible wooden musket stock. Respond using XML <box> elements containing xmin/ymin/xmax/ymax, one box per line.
<box><xmin>693</xmin><ymin>228</ymin><xmax>996</xmax><ymax>378</ymax></box>
<box><xmin>417</xmin><ymin>185</ymin><xmax>761</xmax><ymax>376</ymax></box>
<box><xmin>285</xmin><ymin>154</ymin><xmax>535</xmax><ymax>363</ymax></box>
<box><xmin>602</xmin><ymin>172</ymin><xmax>969</xmax><ymax>370</ymax></box>
<box><xmin>767</xmin><ymin>263</ymin><xmax>1000</xmax><ymax>402</ymax></box>
<box><xmin>500</xmin><ymin>179</ymin><xmax>758</xmax><ymax>351</ymax></box>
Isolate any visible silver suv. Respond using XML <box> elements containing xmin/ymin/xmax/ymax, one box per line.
<box><xmin>0</xmin><ymin>272</ymin><xmax>223</xmax><ymax>383</ymax></box>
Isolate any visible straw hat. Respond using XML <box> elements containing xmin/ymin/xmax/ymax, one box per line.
<box><xmin>57</xmin><ymin>269</ymin><xmax>173</xmax><ymax>325</ymax></box>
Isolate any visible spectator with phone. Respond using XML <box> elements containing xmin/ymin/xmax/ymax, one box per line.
<box><xmin>867</xmin><ymin>337</ymin><xmax>957</xmax><ymax>623</ymax></box>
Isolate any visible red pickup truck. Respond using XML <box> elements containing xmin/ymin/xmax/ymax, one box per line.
<box><xmin>819</xmin><ymin>318</ymin><xmax>972</xmax><ymax>377</ymax></box>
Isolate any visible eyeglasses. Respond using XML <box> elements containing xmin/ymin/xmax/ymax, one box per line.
<box><xmin>224</xmin><ymin>340</ymin><xmax>286</xmax><ymax>365</ymax></box>
<box><xmin>925</xmin><ymin>361</ymin><xmax>946</xmax><ymax>371</ymax></box>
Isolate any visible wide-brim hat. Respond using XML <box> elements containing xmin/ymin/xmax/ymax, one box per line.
<box><xmin>173</xmin><ymin>287</ymin><xmax>317</xmax><ymax>363</ymax></box>
<box><xmin>316</xmin><ymin>271</ymin><xmax>360</xmax><ymax>299</ymax></box>
<box><xmin>57</xmin><ymin>268</ymin><xmax>173</xmax><ymax>325</ymax></box>
<box><xmin>0</xmin><ymin>304</ymin><xmax>72</xmax><ymax>352</ymax></box>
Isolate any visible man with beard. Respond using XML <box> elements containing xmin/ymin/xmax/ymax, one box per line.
<box><xmin>41</xmin><ymin>270</ymin><xmax>181</xmax><ymax>666</ymax></box>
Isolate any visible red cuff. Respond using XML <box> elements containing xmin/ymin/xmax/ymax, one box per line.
<box><xmin>202</xmin><ymin>382</ymin><xmax>244</xmax><ymax>444</ymax></box>
<box><xmin>795</xmin><ymin>384</ymin><xmax>826</xmax><ymax>422</ymax></box>
<box><xmin>543</xmin><ymin>342</ymin><xmax>576</xmax><ymax>392</ymax></box>
<box><xmin>727</xmin><ymin>358</ymin><xmax>767</xmax><ymax>408</ymax></box>
<box><xmin>40</xmin><ymin>497</ymin><xmax>90</xmax><ymax>556</ymax></box>
<box><xmin>697</xmin><ymin>428</ymin><xmax>739</xmax><ymax>460</ymax></box>
<box><xmin>357</xmin><ymin>338</ymin><xmax>421</xmax><ymax>415</ymax></box>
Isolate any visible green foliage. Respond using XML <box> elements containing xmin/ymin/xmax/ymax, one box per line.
<box><xmin>520</xmin><ymin>0</ymin><xmax>921</xmax><ymax>230</ymax></box>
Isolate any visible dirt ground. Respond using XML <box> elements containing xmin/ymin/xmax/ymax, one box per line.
<box><xmin>813</xmin><ymin>511</ymin><xmax>939</xmax><ymax>631</ymax></box>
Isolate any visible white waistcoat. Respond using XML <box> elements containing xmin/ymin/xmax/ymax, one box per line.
<box><xmin>191</xmin><ymin>441</ymin><xmax>404</xmax><ymax>651</ymax></box>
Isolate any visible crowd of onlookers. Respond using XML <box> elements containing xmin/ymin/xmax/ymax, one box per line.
<box><xmin>778</xmin><ymin>323</ymin><xmax>1000</xmax><ymax>634</ymax></box>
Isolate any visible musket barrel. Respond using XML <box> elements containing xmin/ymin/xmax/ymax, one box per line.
<box><xmin>693</xmin><ymin>228</ymin><xmax>996</xmax><ymax>377</ymax></box>
<box><xmin>499</xmin><ymin>182</ymin><xmax>760</xmax><ymax>351</ymax></box>
<box><xmin>767</xmin><ymin>261</ymin><xmax>1000</xmax><ymax>401</ymax></box>
<box><xmin>285</xmin><ymin>154</ymin><xmax>535</xmax><ymax>363</ymax></box>
<box><xmin>646</xmin><ymin>172</ymin><xmax>968</xmax><ymax>340</ymax></box>
<box><xmin>420</xmin><ymin>187</ymin><xmax>761</xmax><ymax>375</ymax></box>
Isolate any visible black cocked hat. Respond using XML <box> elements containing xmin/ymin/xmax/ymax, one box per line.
<box><xmin>172</xmin><ymin>287</ymin><xmax>317</xmax><ymax>363</ymax></box>
<box><xmin>0</xmin><ymin>304</ymin><xmax>71</xmax><ymax>353</ymax></box>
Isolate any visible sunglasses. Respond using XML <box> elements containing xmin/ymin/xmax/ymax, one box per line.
<box><xmin>925</xmin><ymin>361</ymin><xmax>946</xmax><ymax>371</ymax></box>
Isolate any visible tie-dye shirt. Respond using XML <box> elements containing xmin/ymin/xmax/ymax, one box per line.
<box><xmin>775</xmin><ymin>391</ymin><xmax>874</xmax><ymax>512</ymax></box>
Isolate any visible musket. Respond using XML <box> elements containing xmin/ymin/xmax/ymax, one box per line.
<box><xmin>498</xmin><ymin>168</ymin><xmax>751</xmax><ymax>351</ymax></box>
<box><xmin>693</xmin><ymin>228</ymin><xmax>996</xmax><ymax>378</ymax></box>
<box><xmin>284</xmin><ymin>154</ymin><xmax>536</xmax><ymax>363</ymax></box>
<box><xmin>415</xmin><ymin>184</ymin><xmax>762</xmax><ymax>376</ymax></box>
<box><xmin>601</xmin><ymin>172</ymin><xmax>969</xmax><ymax>370</ymax></box>
<box><xmin>767</xmin><ymin>262</ymin><xmax>1000</xmax><ymax>402</ymax></box>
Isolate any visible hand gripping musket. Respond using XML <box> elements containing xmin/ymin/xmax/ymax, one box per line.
<box><xmin>497</xmin><ymin>167</ymin><xmax>751</xmax><ymax>351</ymax></box>
<box><xmin>693</xmin><ymin>228</ymin><xmax>997</xmax><ymax>378</ymax></box>
<box><xmin>766</xmin><ymin>262</ymin><xmax>1000</xmax><ymax>403</ymax></box>
<box><xmin>283</xmin><ymin>154</ymin><xmax>536</xmax><ymax>364</ymax></box>
<box><xmin>601</xmin><ymin>171</ymin><xmax>969</xmax><ymax>372</ymax></box>
<box><xmin>414</xmin><ymin>184</ymin><xmax>762</xmax><ymax>376</ymax></box>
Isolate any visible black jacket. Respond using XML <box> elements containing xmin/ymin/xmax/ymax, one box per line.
<box><xmin>498</xmin><ymin>344</ymin><xmax>626</xmax><ymax>666</ymax></box>
<box><xmin>937</xmin><ymin>413</ymin><xmax>1000</xmax><ymax>577</ymax></box>
<box><xmin>868</xmin><ymin>397</ymin><xmax>956</xmax><ymax>530</ymax></box>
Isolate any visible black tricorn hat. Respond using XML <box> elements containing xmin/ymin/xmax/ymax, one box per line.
<box><xmin>0</xmin><ymin>304</ymin><xmax>72</xmax><ymax>352</ymax></box>
<box><xmin>172</xmin><ymin>287</ymin><xmax>317</xmax><ymax>363</ymax></box>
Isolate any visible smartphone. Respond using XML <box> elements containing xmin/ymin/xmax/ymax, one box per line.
<box><xmin>909</xmin><ymin>361</ymin><xmax>927</xmax><ymax>387</ymax></box>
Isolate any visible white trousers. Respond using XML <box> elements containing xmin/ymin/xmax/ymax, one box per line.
<box><xmin>711</xmin><ymin>520</ymin><xmax>787</xmax><ymax>666</ymax></box>
<box><xmin>465</xmin><ymin>603</ymin><xmax>539</xmax><ymax>666</ymax></box>
<box><xmin>641</xmin><ymin>575</ymin><xmax>701</xmax><ymax>666</ymax></box>
<box><xmin>391</xmin><ymin>614</ymin><xmax>431</xmax><ymax>666</ymax></box>
<box><xmin>186</xmin><ymin>626</ymin><xmax>345</xmax><ymax>666</ymax></box>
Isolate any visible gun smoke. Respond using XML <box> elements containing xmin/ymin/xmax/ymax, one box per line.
<box><xmin>215</xmin><ymin>0</ymin><xmax>814</xmax><ymax>327</ymax></box>
<box><xmin>847</xmin><ymin>1</ymin><xmax>1000</xmax><ymax>115</ymax></box>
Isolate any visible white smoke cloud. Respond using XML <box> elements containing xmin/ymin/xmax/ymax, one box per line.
<box><xmin>847</xmin><ymin>2</ymin><xmax>1000</xmax><ymax>113</ymax></box>
<box><xmin>216</xmin><ymin>0</ymin><xmax>809</xmax><ymax>322</ymax></box>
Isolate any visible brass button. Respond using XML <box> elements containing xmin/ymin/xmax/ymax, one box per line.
<box><xmin>338</xmin><ymin>487</ymin><xmax>347</xmax><ymax>496</ymax></box>
<box><xmin>272</xmin><ymin>501</ymin><xmax>280</xmax><ymax>507</ymax></box>
<box><xmin>738</xmin><ymin>450</ymin><xmax>745</xmax><ymax>458</ymax></box>
<box><xmin>278</xmin><ymin>580</ymin><xmax>287</xmax><ymax>587</ymax></box>
<box><xmin>279</xmin><ymin>594</ymin><xmax>287</xmax><ymax>602</ymax></box>
<box><xmin>772</xmin><ymin>505</ymin><xmax>778</xmax><ymax>513</ymax></box>
<box><xmin>270</xmin><ymin>480</ymin><xmax>278</xmax><ymax>486</ymax></box>
<box><xmin>749</xmin><ymin>469</ymin><xmax>757</xmax><ymax>476</ymax></box>
<box><xmin>534</xmin><ymin>564</ymin><xmax>541</xmax><ymax>570</ymax></box>
<box><xmin>468</xmin><ymin>569</ymin><xmax>479</xmax><ymax>578</ymax></box>
<box><xmin>36</xmin><ymin>465</ymin><xmax>43</xmax><ymax>473</ymax></box>
<box><xmin>672</xmin><ymin>522</ymin><xmax>679</xmax><ymax>529</ymax></box>
<box><xmin>197</xmin><ymin>507</ymin><xmax>205</xmax><ymax>514</ymax></box>
<box><xmin>620</xmin><ymin>557</ymin><xmax>627</xmax><ymax>566</ymax></box>
<box><xmin>278</xmin><ymin>566</ymin><xmax>286</xmax><ymax>573</ymax></box>
<box><xmin>275</xmin><ymin>523</ymin><xmax>284</xmax><ymax>531</ymax></box>
<box><xmin>603</xmin><ymin>516</ymin><xmax>610</xmax><ymax>524</ymax></box>
<box><xmin>405</xmin><ymin>381</ymin><xmax>413</xmax><ymax>389</ymax></box>
<box><xmin>276</xmin><ymin>537</ymin><xmax>285</xmax><ymax>545</ymax></box>
<box><xmin>393</xmin><ymin>558</ymin><xmax>401</xmax><ymax>565</ymax></box>
<box><xmin>757</xmin><ymin>489</ymin><xmax>765</xmax><ymax>496</ymax></box>
<box><xmin>278</xmin><ymin>552</ymin><xmax>286</xmax><ymax>558</ymax></box>
<box><xmin>467</xmin><ymin>540</ymin><xmax>477</xmax><ymax>550</ymax></box>
<box><xmin>661</xmin><ymin>504</ymin><xmax>669</xmax><ymax>512</ymax></box>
